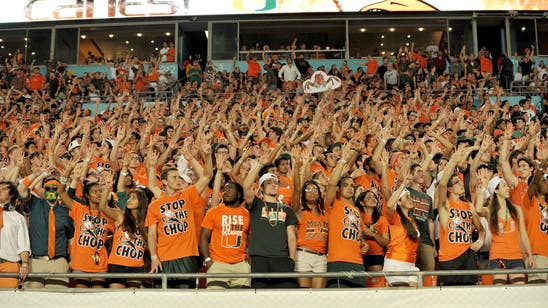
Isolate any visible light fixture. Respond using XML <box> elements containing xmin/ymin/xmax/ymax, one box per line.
<box><xmin>108</xmin><ymin>34</ymin><xmax>114</xmax><ymax>38</ymax></box>
<box><xmin>360</xmin><ymin>28</ymin><xmax>366</xmax><ymax>32</ymax></box>
<box><xmin>389</xmin><ymin>28</ymin><xmax>395</xmax><ymax>32</ymax></box>
<box><xmin>205</xmin><ymin>30</ymin><xmax>208</xmax><ymax>39</ymax></box>
<box><xmin>31</xmin><ymin>51</ymin><xmax>36</xmax><ymax>55</ymax></box>
<box><xmin>418</xmin><ymin>27</ymin><xmax>424</xmax><ymax>31</ymax></box>
<box><xmin>407</xmin><ymin>34</ymin><xmax>411</xmax><ymax>38</ymax></box>
<box><xmin>155</xmin><ymin>47</ymin><xmax>159</xmax><ymax>51</ymax></box>
<box><xmin>8</xmin><ymin>52</ymin><xmax>11</xmax><ymax>56</ymax></box>
<box><xmin>380</xmin><ymin>43</ymin><xmax>384</xmax><ymax>46</ymax></box>
<box><xmin>125</xmin><ymin>40</ymin><xmax>130</xmax><ymax>44</ymax></box>
<box><xmin>130</xmin><ymin>48</ymin><xmax>134</xmax><ymax>51</ymax></box>
<box><xmin>1</xmin><ymin>46</ymin><xmax>4</xmax><ymax>49</ymax></box>
<box><xmin>151</xmin><ymin>40</ymin><xmax>155</xmax><ymax>43</ymax></box>
<box><xmin>0</xmin><ymin>39</ymin><xmax>3</xmax><ymax>42</ymax></box>
<box><xmin>405</xmin><ymin>42</ymin><xmax>409</xmax><ymax>46</ymax></box>
<box><xmin>80</xmin><ymin>35</ymin><xmax>86</xmax><ymax>39</ymax></box>
<box><xmin>448</xmin><ymin>27</ymin><xmax>453</xmax><ymax>31</ymax></box>
<box><xmin>521</xmin><ymin>26</ymin><xmax>526</xmax><ymax>31</ymax></box>
<box><xmin>137</xmin><ymin>33</ymin><xmax>142</xmax><ymax>37</ymax></box>
<box><xmin>24</xmin><ymin>37</ymin><xmax>27</xmax><ymax>41</ymax></box>
<box><xmin>381</xmin><ymin>51</ymin><xmax>386</xmax><ymax>55</ymax></box>
<box><xmin>381</xmin><ymin>35</ymin><xmax>385</xmax><ymax>39</ymax></box>
<box><xmin>165</xmin><ymin>32</ymin><xmax>171</xmax><ymax>36</ymax></box>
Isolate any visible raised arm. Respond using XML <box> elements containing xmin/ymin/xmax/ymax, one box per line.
<box><xmin>99</xmin><ymin>174</ymin><xmax>123</xmax><ymax>226</ymax></box>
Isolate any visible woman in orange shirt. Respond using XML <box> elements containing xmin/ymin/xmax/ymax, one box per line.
<box><xmin>383</xmin><ymin>182</ymin><xmax>420</xmax><ymax>287</ymax></box>
<box><xmin>355</xmin><ymin>190</ymin><xmax>389</xmax><ymax>287</ymax></box>
<box><xmin>99</xmin><ymin>175</ymin><xmax>148</xmax><ymax>288</ymax></box>
<box><xmin>291</xmin><ymin>179</ymin><xmax>328</xmax><ymax>288</ymax></box>
<box><xmin>476</xmin><ymin>175</ymin><xmax>535</xmax><ymax>285</ymax></box>
<box><xmin>57</xmin><ymin>163</ymin><xmax>115</xmax><ymax>288</ymax></box>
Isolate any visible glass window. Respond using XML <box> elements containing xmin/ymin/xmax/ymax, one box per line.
<box><xmin>55</xmin><ymin>28</ymin><xmax>78</xmax><ymax>64</ymax></box>
<box><xmin>27</xmin><ymin>29</ymin><xmax>52</xmax><ymax>65</ymax></box>
<box><xmin>211</xmin><ymin>23</ymin><xmax>237</xmax><ymax>60</ymax></box>
<box><xmin>0</xmin><ymin>30</ymin><xmax>27</xmax><ymax>66</ymax></box>
<box><xmin>510</xmin><ymin>19</ymin><xmax>536</xmax><ymax>56</ymax></box>
<box><xmin>538</xmin><ymin>19</ymin><xmax>548</xmax><ymax>55</ymax></box>
<box><xmin>78</xmin><ymin>24</ymin><xmax>176</xmax><ymax>63</ymax></box>
<box><xmin>448</xmin><ymin>20</ymin><xmax>473</xmax><ymax>59</ymax></box>
<box><xmin>349</xmin><ymin>20</ymin><xmax>448</xmax><ymax>59</ymax></box>
<box><xmin>239</xmin><ymin>20</ymin><xmax>345</xmax><ymax>60</ymax></box>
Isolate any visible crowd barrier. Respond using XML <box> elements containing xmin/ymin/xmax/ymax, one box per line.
<box><xmin>1</xmin><ymin>268</ymin><xmax>546</xmax><ymax>290</ymax></box>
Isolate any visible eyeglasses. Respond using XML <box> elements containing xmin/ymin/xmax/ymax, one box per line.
<box><xmin>45</xmin><ymin>186</ymin><xmax>58</xmax><ymax>192</ymax></box>
<box><xmin>304</xmin><ymin>188</ymin><xmax>318</xmax><ymax>193</ymax></box>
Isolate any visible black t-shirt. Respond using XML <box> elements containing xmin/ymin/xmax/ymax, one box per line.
<box><xmin>247</xmin><ymin>196</ymin><xmax>298</xmax><ymax>257</ymax></box>
<box><xmin>406</xmin><ymin>186</ymin><xmax>435</xmax><ymax>246</ymax></box>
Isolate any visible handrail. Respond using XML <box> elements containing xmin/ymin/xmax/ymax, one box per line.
<box><xmin>1</xmin><ymin>268</ymin><xmax>546</xmax><ymax>290</ymax></box>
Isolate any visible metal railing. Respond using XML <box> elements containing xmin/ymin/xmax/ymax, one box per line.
<box><xmin>1</xmin><ymin>268</ymin><xmax>546</xmax><ymax>290</ymax></box>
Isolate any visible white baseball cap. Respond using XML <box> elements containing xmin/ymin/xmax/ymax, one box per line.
<box><xmin>259</xmin><ymin>173</ymin><xmax>278</xmax><ymax>187</ymax></box>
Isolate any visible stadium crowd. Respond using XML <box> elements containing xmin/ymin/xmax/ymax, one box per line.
<box><xmin>0</xmin><ymin>40</ymin><xmax>547</xmax><ymax>290</ymax></box>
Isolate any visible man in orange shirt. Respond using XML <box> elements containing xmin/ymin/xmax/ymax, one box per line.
<box><xmin>365</xmin><ymin>55</ymin><xmax>378</xmax><ymax>77</ymax></box>
<box><xmin>200</xmin><ymin>181</ymin><xmax>250</xmax><ymax>289</ymax></box>
<box><xmin>145</xmin><ymin>145</ymin><xmax>212</xmax><ymax>288</ymax></box>
<box><xmin>246</xmin><ymin>53</ymin><xmax>261</xmax><ymax>85</ymax></box>
<box><xmin>27</xmin><ymin>67</ymin><xmax>46</xmax><ymax>92</ymax></box>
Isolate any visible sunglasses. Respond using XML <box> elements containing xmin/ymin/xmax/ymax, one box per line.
<box><xmin>45</xmin><ymin>186</ymin><xmax>58</xmax><ymax>192</ymax></box>
<box><xmin>304</xmin><ymin>188</ymin><xmax>318</xmax><ymax>193</ymax></box>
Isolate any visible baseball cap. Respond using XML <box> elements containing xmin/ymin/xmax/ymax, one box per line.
<box><xmin>259</xmin><ymin>173</ymin><xmax>278</xmax><ymax>187</ymax></box>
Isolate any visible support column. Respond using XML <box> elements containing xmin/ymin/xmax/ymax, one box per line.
<box><xmin>471</xmin><ymin>17</ymin><xmax>478</xmax><ymax>56</ymax></box>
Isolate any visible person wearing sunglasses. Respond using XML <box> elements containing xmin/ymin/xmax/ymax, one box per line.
<box><xmin>18</xmin><ymin>174</ymin><xmax>74</xmax><ymax>288</ymax></box>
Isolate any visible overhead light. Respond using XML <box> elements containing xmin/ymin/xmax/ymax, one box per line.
<box><xmin>0</xmin><ymin>39</ymin><xmax>3</xmax><ymax>42</ymax></box>
<box><xmin>0</xmin><ymin>46</ymin><xmax>3</xmax><ymax>49</ymax></box>
<box><xmin>125</xmin><ymin>40</ymin><xmax>130</xmax><ymax>44</ymax></box>
<box><xmin>204</xmin><ymin>30</ymin><xmax>208</xmax><ymax>39</ymax></box>
<box><xmin>360</xmin><ymin>28</ymin><xmax>366</xmax><ymax>32</ymax></box>
<box><xmin>24</xmin><ymin>45</ymin><xmax>27</xmax><ymax>48</ymax></box>
<box><xmin>137</xmin><ymin>33</ymin><xmax>142</xmax><ymax>37</ymax></box>
<box><xmin>405</xmin><ymin>42</ymin><xmax>409</xmax><ymax>46</ymax></box>
<box><xmin>407</xmin><ymin>34</ymin><xmax>411</xmax><ymax>38</ymax></box>
<box><xmin>130</xmin><ymin>48</ymin><xmax>134</xmax><ymax>51</ymax></box>
<box><xmin>521</xmin><ymin>27</ymin><xmax>526</xmax><ymax>31</ymax></box>
<box><xmin>381</xmin><ymin>51</ymin><xmax>386</xmax><ymax>55</ymax></box>
<box><xmin>8</xmin><ymin>53</ymin><xmax>11</xmax><ymax>56</ymax></box>
<box><xmin>108</xmin><ymin>34</ymin><xmax>114</xmax><ymax>38</ymax></box>
<box><xmin>24</xmin><ymin>37</ymin><xmax>28</xmax><ymax>41</ymax></box>
<box><xmin>380</xmin><ymin>43</ymin><xmax>384</xmax><ymax>46</ymax></box>
<box><xmin>448</xmin><ymin>27</ymin><xmax>453</xmax><ymax>31</ymax></box>
<box><xmin>389</xmin><ymin>28</ymin><xmax>395</xmax><ymax>32</ymax></box>
<box><xmin>418</xmin><ymin>27</ymin><xmax>425</xmax><ymax>31</ymax></box>
<box><xmin>80</xmin><ymin>35</ymin><xmax>86</xmax><ymax>39</ymax></box>
<box><xmin>155</xmin><ymin>47</ymin><xmax>159</xmax><ymax>51</ymax></box>
<box><xmin>381</xmin><ymin>35</ymin><xmax>385</xmax><ymax>39</ymax></box>
<box><xmin>31</xmin><ymin>51</ymin><xmax>36</xmax><ymax>55</ymax></box>
<box><xmin>165</xmin><ymin>32</ymin><xmax>171</xmax><ymax>36</ymax></box>
<box><xmin>151</xmin><ymin>40</ymin><xmax>155</xmax><ymax>43</ymax></box>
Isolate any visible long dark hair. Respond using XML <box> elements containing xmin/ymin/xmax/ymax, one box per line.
<box><xmin>396</xmin><ymin>203</ymin><xmax>419</xmax><ymax>241</ymax></box>
<box><xmin>301</xmin><ymin>180</ymin><xmax>324</xmax><ymax>214</ymax></box>
<box><xmin>122</xmin><ymin>189</ymin><xmax>149</xmax><ymax>244</ymax></box>
<box><xmin>488</xmin><ymin>184</ymin><xmax>518</xmax><ymax>234</ymax></box>
<box><xmin>355</xmin><ymin>190</ymin><xmax>381</xmax><ymax>225</ymax></box>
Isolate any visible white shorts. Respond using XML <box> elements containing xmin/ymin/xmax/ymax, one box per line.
<box><xmin>295</xmin><ymin>249</ymin><xmax>327</xmax><ymax>273</ymax></box>
<box><xmin>383</xmin><ymin>258</ymin><xmax>419</xmax><ymax>286</ymax></box>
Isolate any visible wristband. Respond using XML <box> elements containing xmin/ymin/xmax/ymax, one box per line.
<box><xmin>204</xmin><ymin>257</ymin><xmax>212</xmax><ymax>263</ymax></box>
<box><xmin>22</xmin><ymin>177</ymin><xmax>33</xmax><ymax>188</ymax></box>
<box><xmin>340</xmin><ymin>159</ymin><xmax>347</xmax><ymax>164</ymax></box>
<box><xmin>59</xmin><ymin>177</ymin><xmax>68</xmax><ymax>185</ymax></box>
<box><xmin>151</xmin><ymin>255</ymin><xmax>159</xmax><ymax>260</ymax></box>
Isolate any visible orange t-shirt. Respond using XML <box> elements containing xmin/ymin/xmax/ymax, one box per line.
<box><xmin>354</xmin><ymin>173</ymin><xmax>385</xmax><ymax>210</ymax></box>
<box><xmin>90</xmin><ymin>156</ymin><xmax>112</xmax><ymax>172</ymax></box>
<box><xmin>201</xmin><ymin>204</ymin><xmax>250</xmax><ymax>264</ymax></box>
<box><xmin>108</xmin><ymin>226</ymin><xmax>146</xmax><ymax>268</ymax></box>
<box><xmin>166</xmin><ymin>47</ymin><xmax>175</xmax><ymax>62</ymax></box>
<box><xmin>144</xmin><ymin>185</ymin><xmax>205</xmax><ymax>262</ymax></box>
<box><xmin>438</xmin><ymin>199</ymin><xmax>475</xmax><ymax>262</ymax></box>
<box><xmin>247</xmin><ymin>60</ymin><xmax>260</xmax><ymax>78</ymax></box>
<box><xmin>524</xmin><ymin>196</ymin><xmax>548</xmax><ymax>256</ymax></box>
<box><xmin>362</xmin><ymin>212</ymin><xmax>389</xmax><ymax>256</ymax></box>
<box><xmin>385</xmin><ymin>211</ymin><xmax>419</xmax><ymax>263</ymax></box>
<box><xmin>28</xmin><ymin>73</ymin><xmax>46</xmax><ymax>92</ymax></box>
<box><xmin>297</xmin><ymin>210</ymin><xmax>328</xmax><ymax>254</ymax></box>
<box><xmin>327</xmin><ymin>199</ymin><xmax>365</xmax><ymax>264</ymax></box>
<box><xmin>489</xmin><ymin>213</ymin><xmax>523</xmax><ymax>260</ymax></box>
<box><xmin>365</xmin><ymin>60</ymin><xmax>378</xmax><ymax>75</ymax></box>
<box><xmin>480</xmin><ymin>56</ymin><xmax>492</xmax><ymax>73</ymax></box>
<box><xmin>510</xmin><ymin>179</ymin><xmax>530</xmax><ymax>209</ymax></box>
<box><xmin>69</xmin><ymin>202</ymin><xmax>114</xmax><ymax>272</ymax></box>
